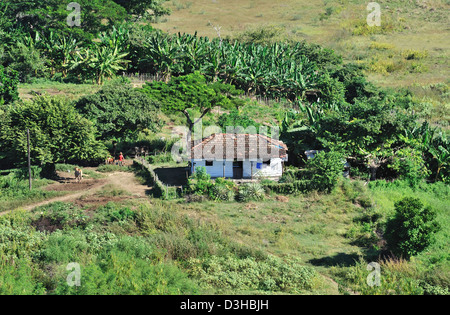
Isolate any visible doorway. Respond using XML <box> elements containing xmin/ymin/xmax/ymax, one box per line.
<box><xmin>233</xmin><ymin>161</ymin><xmax>243</xmax><ymax>179</ymax></box>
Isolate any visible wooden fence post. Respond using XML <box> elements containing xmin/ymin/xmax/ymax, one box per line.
<box><xmin>27</xmin><ymin>128</ymin><xmax>32</xmax><ymax>190</ymax></box>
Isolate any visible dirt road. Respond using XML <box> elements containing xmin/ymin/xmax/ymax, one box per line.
<box><xmin>1</xmin><ymin>167</ymin><xmax>151</xmax><ymax>216</ymax></box>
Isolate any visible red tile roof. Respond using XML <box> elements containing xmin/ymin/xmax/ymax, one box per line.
<box><xmin>191</xmin><ymin>133</ymin><xmax>288</xmax><ymax>160</ymax></box>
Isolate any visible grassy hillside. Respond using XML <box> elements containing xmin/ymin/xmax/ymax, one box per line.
<box><xmin>2</xmin><ymin>170</ymin><xmax>448</xmax><ymax>294</ymax></box>
<box><xmin>155</xmin><ymin>0</ymin><xmax>449</xmax><ymax>88</ymax></box>
<box><xmin>2</xmin><ymin>0</ymin><xmax>448</xmax><ymax>297</ymax></box>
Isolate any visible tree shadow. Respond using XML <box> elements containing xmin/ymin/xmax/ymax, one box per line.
<box><xmin>308</xmin><ymin>252</ymin><xmax>361</xmax><ymax>267</ymax></box>
<box><xmin>154</xmin><ymin>167</ymin><xmax>189</xmax><ymax>186</ymax></box>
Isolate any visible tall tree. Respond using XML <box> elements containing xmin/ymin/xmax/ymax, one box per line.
<box><xmin>75</xmin><ymin>82</ymin><xmax>160</xmax><ymax>140</ymax></box>
<box><xmin>0</xmin><ymin>95</ymin><xmax>107</xmax><ymax>168</ymax></box>
<box><xmin>2</xmin><ymin>0</ymin><xmax>128</xmax><ymax>41</ymax></box>
<box><xmin>141</xmin><ymin>72</ymin><xmax>240</xmax><ymax>131</ymax></box>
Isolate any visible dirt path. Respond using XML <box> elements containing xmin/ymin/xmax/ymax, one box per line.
<box><xmin>0</xmin><ymin>167</ymin><xmax>151</xmax><ymax>216</ymax></box>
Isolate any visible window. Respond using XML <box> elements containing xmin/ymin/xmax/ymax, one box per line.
<box><xmin>263</xmin><ymin>159</ymin><xmax>271</xmax><ymax>166</ymax></box>
<box><xmin>205</xmin><ymin>160</ymin><xmax>213</xmax><ymax>166</ymax></box>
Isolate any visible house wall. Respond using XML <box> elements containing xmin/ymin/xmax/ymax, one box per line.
<box><xmin>192</xmin><ymin>160</ymin><xmax>233</xmax><ymax>178</ymax></box>
<box><xmin>247</xmin><ymin>158</ymin><xmax>283</xmax><ymax>178</ymax></box>
<box><xmin>192</xmin><ymin>158</ymin><xmax>283</xmax><ymax>179</ymax></box>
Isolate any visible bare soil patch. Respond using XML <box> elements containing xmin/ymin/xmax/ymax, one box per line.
<box><xmin>43</xmin><ymin>178</ymin><xmax>107</xmax><ymax>192</ymax></box>
<box><xmin>3</xmin><ymin>166</ymin><xmax>152</xmax><ymax>215</ymax></box>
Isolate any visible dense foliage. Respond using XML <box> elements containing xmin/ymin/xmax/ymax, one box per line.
<box><xmin>385</xmin><ymin>197</ymin><xmax>441</xmax><ymax>258</ymax></box>
<box><xmin>0</xmin><ymin>65</ymin><xmax>19</xmax><ymax>105</ymax></box>
<box><xmin>0</xmin><ymin>95</ymin><xmax>107</xmax><ymax>168</ymax></box>
<box><xmin>141</xmin><ymin>72</ymin><xmax>241</xmax><ymax>130</ymax></box>
<box><xmin>0</xmin><ymin>0</ymin><xmax>448</xmax><ymax>297</ymax></box>
<box><xmin>75</xmin><ymin>82</ymin><xmax>160</xmax><ymax>140</ymax></box>
<box><xmin>306</xmin><ymin>150</ymin><xmax>345</xmax><ymax>193</ymax></box>
<box><xmin>0</xmin><ymin>0</ymin><xmax>169</xmax><ymax>42</ymax></box>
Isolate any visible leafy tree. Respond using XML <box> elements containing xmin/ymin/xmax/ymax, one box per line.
<box><xmin>388</xmin><ymin>144</ymin><xmax>430</xmax><ymax>186</ymax></box>
<box><xmin>0</xmin><ymin>95</ymin><xmax>107</xmax><ymax>168</ymax></box>
<box><xmin>306</xmin><ymin>150</ymin><xmax>344</xmax><ymax>193</ymax></box>
<box><xmin>315</xmin><ymin>92</ymin><xmax>417</xmax><ymax>174</ymax></box>
<box><xmin>217</xmin><ymin>109</ymin><xmax>259</xmax><ymax>130</ymax></box>
<box><xmin>141</xmin><ymin>72</ymin><xmax>237</xmax><ymax>131</ymax></box>
<box><xmin>5</xmin><ymin>37</ymin><xmax>49</xmax><ymax>82</ymax></box>
<box><xmin>75</xmin><ymin>82</ymin><xmax>160</xmax><ymax>140</ymax></box>
<box><xmin>330</xmin><ymin>63</ymin><xmax>378</xmax><ymax>103</ymax></box>
<box><xmin>385</xmin><ymin>197</ymin><xmax>441</xmax><ymax>259</ymax></box>
<box><xmin>112</xmin><ymin>0</ymin><xmax>171</xmax><ymax>17</ymax></box>
<box><xmin>0</xmin><ymin>65</ymin><xmax>19</xmax><ymax>105</ymax></box>
<box><xmin>2</xmin><ymin>0</ymin><xmax>128</xmax><ymax>41</ymax></box>
<box><xmin>314</xmin><ymin>72</ymin><xmax>346</xmax><ymax>104</ymax></box>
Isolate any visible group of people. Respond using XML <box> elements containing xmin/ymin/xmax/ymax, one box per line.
<box><xmin>105</xmin><ymin>152</ymin><xmax>125</xmax><ymax>166</ymax></box>
<box><xmin>74</xmin><ymin>153</ymin><xmax>125</xmax><ymax>183</ymax></box>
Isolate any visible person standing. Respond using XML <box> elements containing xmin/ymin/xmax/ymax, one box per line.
<box><xmin>118</xmin><ymin>152</ymin><xmax>124</xmax><ymax>166</ymax></box>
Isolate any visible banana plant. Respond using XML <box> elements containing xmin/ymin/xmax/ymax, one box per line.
<box><xmin>69</xmin><ymin>43</ymin><xmax>129</xmax><ymax>85</ymax></box>
<box><xmin>143</xmin><ymin>34</ymin><xmax>182</xmax><ymax>82</ymax></box>
<box><xmin>429</xmin><ymin>144</ymin><xmax>449</xmax><ymax>182</ymax></box>
<box><xmin>91</xmin><ymin>45</ymin><xmax>130</xmax><ymax>85</ymax></box>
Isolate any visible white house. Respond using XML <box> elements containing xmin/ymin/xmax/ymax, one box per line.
<box><xmin>190</xmin><ymin>133</ymin><xmax>288</xmax><ymax>180</ymax></box>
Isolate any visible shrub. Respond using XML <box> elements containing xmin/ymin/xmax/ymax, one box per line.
<box><xmin>237</xmin><ymin>182</ymin><xmax>265</xmax><ymax>202</ymax></box>
<box><xmin>262</xmin><ymin>180</ymin><xmax>311</xmax><ymax>195</ymax></box>
<box><xmin>388</xmin><ymin>146</ymin><xmax>430</xmax><ymax>186</ymax></box>
<box><xmin>369</xmin><ymin>42</ymin><xmax>395</xmax><ymax>51</ymax></box>
<box><xmin>348</xmin><ymin>18</ymin><xmax>399</xmax><ymax>36</ymax></box>
<box><xmin>187</xmin><ymin>255</ymin><xmax>319</xmax><ymax>293</ymax></box>
<box><xmin>0</xmin><ymin>65</ymin><xmax>19</xmax><ymax>105</ymax></box>
<box><xmin>368</xmin><ymin>57</ymin><xmax>405</xmax><ymax>74</ymax></box>
<box><xmin>96</xmin><ymin>202</ymin><xmax>136</xmax><ymax>223</ymax></box>
<box><xmin>0</xmin><ymin>258</ymin><xmax>46</xmax><ymax>295</ymax></box>
<box><xmin>332</xmin><ymin>258</ymin><xmax>424</xmax><ymax>295</ymax></box>
<box><xmin>385</xmin><ymin>197</ymin><xmax>441</xmax><ymax>259</ymax></box>
<box><xmin>209</xmin><ymin>178</ymin><xmax>236</xmax><ymax>201</ymax></box>
<box><xmin>0</xmin><ymin>224</ymin><xmax>46</xmax><ymax>261</ymax></box>
<box><xmin>147</xmin><ymin>153</ymin><xmax>174</xmax><ymax>164</ymax></box>
<box><xmin>51</xmin><ymin>248</ymin><xmax>197</xmax><ymax>295</ymax></box>
<box><xmin>402</xmin><ymin>49</ymin><xmax>428</xmax><ymax>60</ymax></box>
<box><xmin>31</xmin><ymin>202</ymin><xmax>89</xmax><ymax>232</ymax></box>
<box><xmin>186</xmin><ymin>166</ymin><xmax>213</xmax><ymax>196</ymax></box>
<box><xmin>306</xmin><ymin>150</ymin><xmax>344</xmax><ymax>193</ymax></box>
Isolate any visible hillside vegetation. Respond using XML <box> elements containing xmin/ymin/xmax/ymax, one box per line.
<box><xmin>0</xmin><ymin>0</ymin><xmax>448</xmax><ymax>296</ymax></box>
